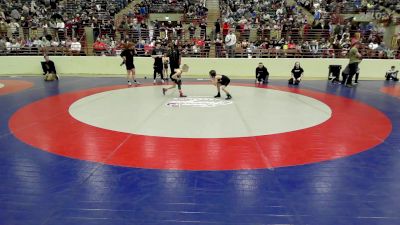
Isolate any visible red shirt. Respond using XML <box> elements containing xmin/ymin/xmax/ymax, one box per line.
<box><xmin>93</xmin><ymin>41</ymin><xmax>107</xmax><ymax>51</ymax></box>
<box><xmin>222</xmin><ymin>23</ymin><xmax>230</xmax><ymax>35</ymax></box>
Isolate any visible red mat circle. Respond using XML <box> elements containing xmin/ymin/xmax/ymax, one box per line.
<box><xmin>9</xmin><ymin>84</ymin><xmax>392</xmax><ymax>170</ymax></box>
<box><xmin>0</xmin><ymin>80</ymin><xmax>34</xmax><ymax>96</ymax></box>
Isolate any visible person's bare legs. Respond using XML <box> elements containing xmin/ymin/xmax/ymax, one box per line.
<box><xmin>131</xmin><ymin>69</ymin><xmax>139</xmax><ymax>84</ymax></box>
<box><xmin>220</xmin><ymin>85</ymin><xmax>230</xmax><ymax>95</ymax></box>
<box><xmin>163</xmin><ymin>83</ymin><xmax>176</xmax><ymax>95</ymax></box>
<box><xmin>165</xmin><ymin>83</ymin><xmax>176</xmax><ymax>90</ymax></box>
<box><xmin>163</xmin><ymin>82</ymin><xmax>185</xmax><ymax>97</ymax></box>
<box><xmin>127</xmin><ymin>70</ymin><xmax>132</xmax><ymax>86</ymax></box>
<box><xmin>214</xmin><ymin>84</ymin><xmax>221</xmax><ymax>97</ymax></box>
<box><xmin>221</xmin><ymin>85</ymin><xmax>232</xmax><ymax>99</ymax></box>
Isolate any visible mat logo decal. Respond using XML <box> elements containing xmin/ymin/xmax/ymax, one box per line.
<box><xmin>166</xmin><ymin>97</ymin><xmax>233</xmax><ymax>108</ymax></box>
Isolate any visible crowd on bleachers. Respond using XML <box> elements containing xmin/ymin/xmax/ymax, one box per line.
<box><xmin>0</xmin><ymin>0</ymin><xmax>136</xmax><ymax>55</ymax></box>
<box><xmin>0</xmin><ymin>0</ymin><xmax>399</xmax><ymax>58</ymax></box>
<box><xmin>147</xmin><ymin>0</ymin><xmax>208</xmax><ymax>19</ymax></box>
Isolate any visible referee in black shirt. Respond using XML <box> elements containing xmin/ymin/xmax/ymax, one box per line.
<box><xmin>168</xmin><ymin>43</ymin><xmax>181</xmax><ymax>80</ymax></box>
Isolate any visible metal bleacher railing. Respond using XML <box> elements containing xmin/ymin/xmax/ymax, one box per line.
<box><xmin>1</xmin><ymin>24</ymin><xmax>399</xmax><ymax>59</ymax></box>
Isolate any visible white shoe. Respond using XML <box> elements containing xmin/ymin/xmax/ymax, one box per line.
<box><xmin>128</xmin><ymin>81</ymin><xmax>132</xmax><ymax>86</ymax></box>
<box><xmin>161</xmin><ymin>79</ymin><xmax>165</xmax><ymax>84</ymax></box>
<box><xmin>153</xmin><ymin>80</ymin><xmax>156</xmax><ymax>84</ymax></box>
<box><xmin>134</xmin><ymin>81</ymin><xmax>141</xmax><ymax>84</ymax></box>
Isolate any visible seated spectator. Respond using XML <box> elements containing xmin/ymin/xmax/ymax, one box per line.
<box><xmin>255</xmin><ymin>62</ymin><xmax>269</xmax><ymax>84</ymax></box>
<box><xmin>93</xmin><ymin>38</ymin><xmax>108</xmax><ymax>52</ymax></box>
<box><xmin>385</xmin><ymin>66</ymin><xmax>399</xmax><ymax>81</ymax></box>
<box><xmin>51</xmin><ymin>37</ymin><xmax>60</xmax><ymax>47</ymax></box>
<box><xmin>288</xmin><ymin>40</ymin><xmax>296</xmax><ymax>49</ymax></box>
<box><xmin>192</xmin><ymin>43</ymin><xmax>200</xmax><ymax>56</ymax></box>
<box><xmin>0</xmin><ymin>18</ymin><xmax>8</xmax><ymax>37</ymax></box>
<box><xmin>70</xmin><ymin>38</ymin><xmax>81</xmax><ymax>55</ymax></box>
<box><xmin>241</xmin><ymin>39</ymin><xmax>249</xmax><ymax>49</ymax></box>
<box><xmin>309</xmin><ymin>39</ymin><xmax>319</xmax><ymax>56</ymax></box>
<box><xmin>289</xmin><ymin>62</ymin><xmax>304</xmax><ymax>85</ymax></box>
<box><xmin>0</xmin><ymin>37</ymin><xmax>6</xmax><ymax>52</ymax></box>
<box><xmin>8</xmin><ymin>19</ymin><xmax>20</xmax><ymax>36</ymax></box>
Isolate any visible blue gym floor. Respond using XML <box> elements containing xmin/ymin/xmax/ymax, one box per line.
<box><xmin>0</xmin><ymin>77</ymin><xmax>400</xmax><ymax>225</ymax></box>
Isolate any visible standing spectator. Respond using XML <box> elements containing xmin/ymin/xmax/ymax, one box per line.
<box><xmin>175</xmin><ymin>21</ymin><xmax>183</xmax><ymax>39</ymax></box>
<box><xmin>345</xmin><ymin>42</ymin><xmax>362</xmax><ymax>87</ymax></box>
<box><xmin>225</xmin><ymin>30</ymin><xmax>237</xmax><ymax>58</ymax></box>
<box><xmin>222</xmin><ymin>22</ymin><xmax>230</xmax><ymax>38</ymax></box>
<box><xmin>165</xmin><ymin>21</ymin><xmax>173</xmax><ymax>40</ymax></box>
<box><xmin>152</xmin><ymin>42</ymin><xmax>165</xmax><ymax>84</ymax></box>
<box><xmin>255</xmin><ymin>62</ymin><xmax>269</xmax><ymax>84</ymax></box>
<box><xmin>204</xmin><ymin>35</ymin><xmax>211</xmax><ymax>57</ymax></box>
<box><xmin>214</xmin><ymin>33</ymin><xmax>223</xmax><ymax>57</ymax></box>
<box><xmin>162</xmin><ymin>53</ymin><xmax>169</xmax><ymax>80</ymax></box>
<box><xmin>120</xmin><ymin>42</ymin><xmax>140</xmax><ymax>86</ymax></box>
<box><xmin>188</xmin><ymin>22</ymin><xmax>196</xmax><ymax>39</ymax></box>
<box><xmin>214</xmin><ymin>19</ymin><xmax>221</xmax><ymax>37</ymax></box>
<box><xmin>199</xmin><ymin>19</ymin><xmax>207</xmax><ymax>38</ymax></box>
<box><xmin>168</xmin><ymin>43</ymin><xmax>181</xmax><ymax>78</ymax></box>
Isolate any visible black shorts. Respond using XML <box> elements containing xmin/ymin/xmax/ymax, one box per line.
<box><xmin>170</xmin><ymin>75</ymin><xmax>181</xmax><ymax>85</ymax></box>
<box><xmin>126</xmin><ymin>63</ymin><xmax>135</xmax><ymax>70</ymax></box>
<box><xmin>219</xmin><ymin>79</ymin><xmax>230</xmax><ymax>86</ymax></box>
<box><xmin>154</xmin><ymin>64</ymin><xmax>163</xmax><ymax>71</ymax></box>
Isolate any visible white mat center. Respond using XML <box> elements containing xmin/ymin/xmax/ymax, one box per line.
<box><xmin>69</xmin><ymin>85</ymin><xmax>332</xmax><ymax>138</ymax></box>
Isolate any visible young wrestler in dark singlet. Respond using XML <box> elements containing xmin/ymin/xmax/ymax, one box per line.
<box><xmin>162</xmin><ymin>64</ymin><xmax>189</xmax><ymax>97</ymax></box>
<box><xmin>209</xmin><ymin>70</ymin><xmax>232</xmax><ymax>100</ymax></box>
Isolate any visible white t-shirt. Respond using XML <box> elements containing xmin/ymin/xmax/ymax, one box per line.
<box><xmin>225</xmin><ymin>33</ymin><xmax>236</xmax><ymax>46</ymax></box>
<box><xmin>56</xmin><ymin>22</ymin><xmax>65</xmax><ymax>29</ymax></box>
<box><xmin>70</xmin><ymin>41</ymin><xmax>81</xmax><ymax>51</ymax></box>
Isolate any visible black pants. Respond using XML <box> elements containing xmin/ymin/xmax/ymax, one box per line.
<box><xmin>386</xmin><ymin>72</ymin><xmax>399</xmax><ymax>81</ymax></box>
<box><xmin>153</xmin><ymin>65</ymin><xmax>163</xmax><ymax>79</ymax></box>
<box><xmin>328</xmin><ymin>65</ymin><xmax>341</xmax><ymax>82</ymax></box>
<box><xmin>354</xmin><ymin>71</ymin><xmax>359</xmax><ymax>83</ymax></box>
<box><xmin>345</xmin><ymin>62</ymin><xmax>359</xmax><ymax>85</ymax></box>
<box><xmin>288</xmin><ymin>78</ymin><xmax>300</xmax><ymax>85</ymax></box>
<box><xmin>257</xmin><ymin>75</ymin><xmax>268</xmax><ymax>82</ymax></box>
<box><xmin>170</xmin><ymin>62</ymin><xmax>180</xmax><ymax>76</ymax></box>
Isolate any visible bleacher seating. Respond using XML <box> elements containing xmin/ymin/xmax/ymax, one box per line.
<box><xmin>0</xmin><ymin>0</ymin><xmax>399</xmax><ymax>59</ymax></box>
